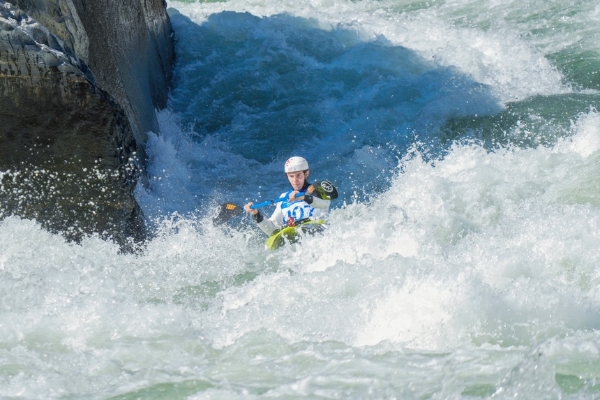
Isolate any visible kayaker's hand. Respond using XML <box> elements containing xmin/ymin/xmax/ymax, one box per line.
<box><xmin>289</xmin><ymin>191</ymin><xmax>304</xmax><ymax>202</ymax></box>
<box><xmin>244</xmin><ymin>202</ymin><xmax>258</xmax><ymax>215</ymax></box>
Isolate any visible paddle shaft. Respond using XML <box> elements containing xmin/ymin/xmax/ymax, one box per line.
<box><xmin>250</xmin><ymin>192</ymin><xmax>304</xmax><ymax>209</ymax></box>
<box><xmin>250</xmin><ymin>192</ymin><xmax>304</xmax><ymax>210</ymax></box>
<box><xmin>214</xmin><ymin>180</ymin><xmax>337</xmax><ymax>225</ymax></box>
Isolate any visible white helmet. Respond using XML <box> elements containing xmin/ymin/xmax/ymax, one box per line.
<box><xmin>284</xmin><ymin>156</ymin><xmax>309</xmax><ymax>173</ymax></box>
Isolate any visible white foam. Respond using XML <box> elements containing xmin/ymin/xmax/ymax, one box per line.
<box><xmin>556</xmin><ymin>109</ymin><xmax>600</xmax><ymax>157</ymax></box>
<box><xmin>168</xmin><ymin>0</ymin><xmax>569</xmax><ymax>103</ymax></box>
<box><xmin>3</xmin><ymin>0</ymin><xmax>600</xmax><ymax>397</ymax></box>
<box><xmin>3</xmin><ymin>109</ymin><xmax>600</xmax><ymax>396</ymax></box>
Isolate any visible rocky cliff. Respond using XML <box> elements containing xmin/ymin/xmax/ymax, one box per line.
<box><xmin>0</xmin><ymin>0</ymin><xmax>174</xmax><ymax>249</ymax></box>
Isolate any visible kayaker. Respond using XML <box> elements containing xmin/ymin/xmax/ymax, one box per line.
<box><xmin>244</xmin><ymin>156</ymin><xmax>331</xmax><ymax>235</ymax></box>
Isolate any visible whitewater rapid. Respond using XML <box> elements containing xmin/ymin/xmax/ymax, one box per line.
<box><xmin>2</xmin><ymin>0</ymin><xmax>600</xmax><ymax>398</ymax></box>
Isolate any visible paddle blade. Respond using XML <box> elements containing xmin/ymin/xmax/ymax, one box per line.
<box><xmin>309</xmin><ymin>180</ymin><xmax>338</xmax><ymax>200</ymax></box>
<box><xmin>213</xmin><ymin>202</ymin><xmax>243</xmax><ymax>225</ymax></box>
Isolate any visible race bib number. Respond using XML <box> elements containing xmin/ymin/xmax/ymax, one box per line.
<box><xmin>280</xmin><ymin>202</ymin><xmax>315</xmax><ymax>225</ymax></box>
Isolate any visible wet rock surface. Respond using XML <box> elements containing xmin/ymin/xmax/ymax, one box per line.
<box><xmin>0</xmin><ymin>1</ymin><xmax>174</xmax><ymax>249</ymax></box>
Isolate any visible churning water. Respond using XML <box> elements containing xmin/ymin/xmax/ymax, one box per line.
<box><xmin>2</xmin><ymin>0</ymin><xmax>600</xmax><ymax>398</ymax></box>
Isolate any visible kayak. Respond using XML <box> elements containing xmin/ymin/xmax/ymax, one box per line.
<box><xmin>265</xmin><ymin>219</ymin><xmax>325</xmax><ymax>250</ymax></box>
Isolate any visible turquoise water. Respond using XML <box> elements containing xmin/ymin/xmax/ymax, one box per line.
<box><xmin>2</xmin><ymin>0</ymin><xmax>600</xmax><ymax>398</ymax></box>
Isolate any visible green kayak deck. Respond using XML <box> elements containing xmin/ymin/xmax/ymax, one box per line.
<box><xmin>265</xmin><ymin>219</ymin><xmax>325</xmax><ymax>250</ymax></box>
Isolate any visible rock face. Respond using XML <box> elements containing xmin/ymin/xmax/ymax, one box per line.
<box><xmin>0</xmin><ymin>0</ymin><xmax>174</xmax><ymax>248</ymax></box>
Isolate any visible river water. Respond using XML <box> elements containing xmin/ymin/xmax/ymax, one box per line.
<box><xmin>2</xmin><ymin>0</ymin><xmax>600</xmax><ymax>398</ymax></box>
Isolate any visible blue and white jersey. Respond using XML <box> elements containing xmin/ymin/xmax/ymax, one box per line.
<box><xmin>274</xmin><ymin>190</ymin><xmax>322</xmax><ymax>225</ymax></box>
<box><xmin>255</xmin><ymin>186</ymin><xmax>331</xmax><ymax>236</ymax></box>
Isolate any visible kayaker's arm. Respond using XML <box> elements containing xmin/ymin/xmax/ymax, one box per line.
<box><xmin>244</xmin><ymin>200</ymin><xmax>281</xmax><ymax>235</ymax></box>
<box><xmin>302</xmin><ymin>194</ymin><xmax>330</xmax><ymax>209</ymax></box>
<box><xmin>253</xmin><ymin>211</ymin><xmax>279</xmax><ymax>235</ymax></box>
<box><xmin>288</xmin><ymin>189</ymin><xmax>330</xmax><ymax>210</ymax></box>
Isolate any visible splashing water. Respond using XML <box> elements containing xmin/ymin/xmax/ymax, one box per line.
<box><xmin>2</xmin><ymin>0</ymin><xmax>600</xmax><ymax>398</ymax></box>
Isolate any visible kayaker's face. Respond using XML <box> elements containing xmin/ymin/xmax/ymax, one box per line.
<box><xmin>286</xmin><ymin>170</ymin><xmax>308</xmax><ymax>191</ymax></box>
